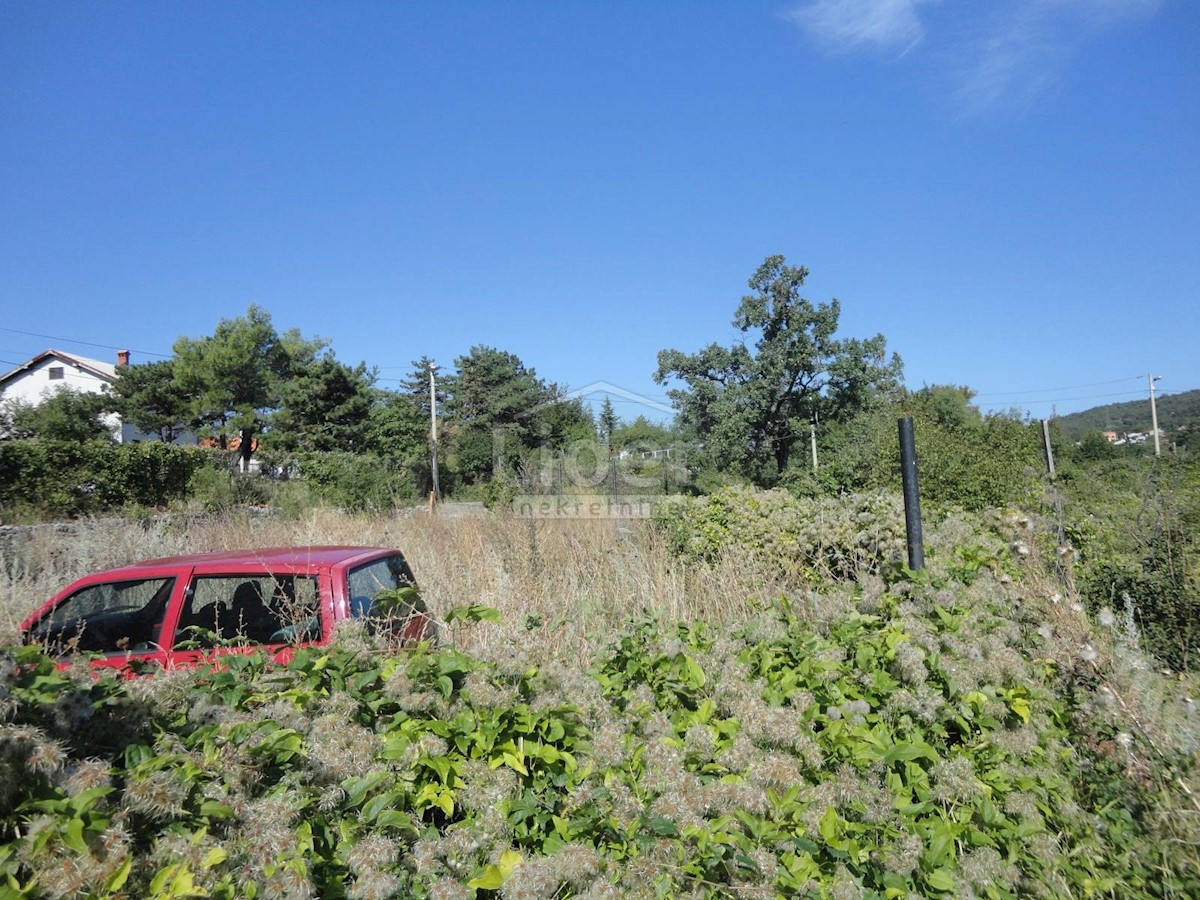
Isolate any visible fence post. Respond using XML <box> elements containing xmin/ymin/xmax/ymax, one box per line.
<box><xmin>898</xmin><ymin>417</ymin><xmax>924</xmax><ymax>571</ymax></box>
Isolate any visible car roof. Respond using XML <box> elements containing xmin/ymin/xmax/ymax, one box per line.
<box><xmin>98</xmin><ymin>546</ymin><xmax>399</xmax><ymax>576</ymax></box>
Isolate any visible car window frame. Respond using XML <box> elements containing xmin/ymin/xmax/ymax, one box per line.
<box><xmin>162</xmin><ymin>566</ymin><xmax>335</xmax><ymax>668</ymax></box>
<box><xmin>25</xmin><ymin>570</ymin><xmax>188</xmax><ymax>672</ymax></box>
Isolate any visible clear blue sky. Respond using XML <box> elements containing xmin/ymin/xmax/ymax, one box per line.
<box><xmin>2</xmin><ymin>1</ymin><xmax>1196</xmax><ymax>423</ymax></box>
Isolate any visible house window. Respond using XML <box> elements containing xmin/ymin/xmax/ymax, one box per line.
<box><xmin>48</xmin><ymin>367</ymin><xmax>64</xmax><ymax>380</ymax></box>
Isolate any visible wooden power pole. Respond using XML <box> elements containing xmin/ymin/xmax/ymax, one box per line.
<box><xmin>429</xmin><ymin>361</ymin><xmax>441</xmax><ymax>508</ymax></box>
<box><xmin>1149</xmin><ymin>373</ymin><xmax>1162</xmax><ymax>458</ymax></box>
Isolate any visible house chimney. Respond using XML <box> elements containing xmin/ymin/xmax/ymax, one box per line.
<box><xmin>116</xmin><ymin>349</ymin><xmax>130</xmax><ymax>367</ymax></box>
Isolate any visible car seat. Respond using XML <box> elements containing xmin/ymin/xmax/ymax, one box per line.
<box><xmin>228</xmin><ymin>582</ymin><xmax>276</xmax><ymax>642</ymax></box>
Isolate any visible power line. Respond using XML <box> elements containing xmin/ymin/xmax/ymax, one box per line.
<box><xmin>0</xmin><ymin>326</ymin><xmax>170</xmax><ymax>359</ymax></box>
<box><xmin>981</xmin><ymin>390</ymin><xmax>1147</xmax><ymax>407</ymax></box>
<box><xmin>972</xmin><ymin>376</ymin><xmax>1144</xmax><ymax>398</ymax></box>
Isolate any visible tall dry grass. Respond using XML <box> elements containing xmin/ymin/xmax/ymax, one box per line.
<box><xmin>0</xmin><ymin>510</ymin><xmax>792</xmax><ymax>656</ymax></box>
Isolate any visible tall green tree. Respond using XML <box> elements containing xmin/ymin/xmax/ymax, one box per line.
<box><xmin>109</xmin><ymin>359</ymin><xmax>195</xmax><ymax>442</ymax></box>
<box><xmin>272</xmin><ymin>358</ymin><xmax>375</xmax><ymax>454</ymax></box>
<box><xmin>654</xmin><ymin>255</ymin><xmax>903</xmax><ymax>485</ymax></box>
<box><xmin>535</xmin><ymin>388</ymin><xmax>595</xmax><ymax>452</ymax></box>
<box><xmin>598</xmin><ymin>396</ymin><xmax>618</xmax><ymax>450</ymax></box>
<box><xmin>367</xmin><ymin>389</ymin><xmax>428</xmax><ymax>462</ymax></box>
<box><xmin>447</xmin><ymin>346</ymin><xmax>549</xmax><ymax>481</ymax></box>
<box><xmin>611</xmin><ymin>415</ymin><xmax>674</xmax><ymax>452</ymax></box>
<box><xmin>400</xmin><ymin>356</ymin><xmax>449</xmax><ymax>419</ymax></box>
<box><xmin>173</xmin><ymin>305</ymin><xmax>326</xmax><ymax>468</ymax></box>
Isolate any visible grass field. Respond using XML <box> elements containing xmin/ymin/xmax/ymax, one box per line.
<box><xmin>1</xmin><ymin>509</ymin><xmax>784</xmax><ymax>654</ymax></box>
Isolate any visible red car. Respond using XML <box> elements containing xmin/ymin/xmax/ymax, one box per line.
<box><xmin>21</xmin><ymin>546</ymin><xmax>435</xmax><ymax>672</ymax></box>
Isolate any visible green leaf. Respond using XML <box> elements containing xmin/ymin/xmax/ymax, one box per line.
<box><xmin>884</xmin><ymin>740</ymin><xmax>938</xmax><ymax>765</ymax></box>
<box><xmin>926</xmin><ymin>867</ymin><xmax>957</xmax><ymax>893</ymax></box>
<box><xmin>445</xmin><ymin>604</ymin><xmax>501</xmax><ymax>624</ymax></box>
<box><xmin>648</xmin><ymin>816</ymin><xmax>679</xmax><ymax>836</ymax></box>
<box><xmin>104</xmin><ymin>857</ymin><xmax>133</xmax><ymax>892</ymax></box>
<box><xmin>1008</xmin><ymin>697</ymin><xmax>1031</xmax><ymax>724</ymax></box>
<box><xmin>63</xmin><ymin>818</ymin><xmax>88</xmax><ymax>855</ymax></box>
<box><xmin>468</xmin><ymin>849</ymin><xmax>522</xmax><ymax>890</ymax></box>
<box><xmin>819</xmin><ymin>807</ymin><xmax>842</xmax><ymax>844</ymax></box>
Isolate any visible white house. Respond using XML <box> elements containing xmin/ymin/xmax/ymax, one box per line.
<box><xmin>0</xmin><ymin>348</ymin><xmax>141</xmax><ymax>442</ymax></box>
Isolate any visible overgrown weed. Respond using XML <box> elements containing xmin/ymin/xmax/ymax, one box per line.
<box><xmin>1</xmin><ymin>496</ymin><xmax>1198</xmax><ymax>896</ymax></box>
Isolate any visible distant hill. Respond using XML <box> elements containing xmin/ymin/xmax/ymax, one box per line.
<box><xmin>1055</xmin><ymin>388</ymin><xmax>1200</xmax><ymax>437</ymax></box>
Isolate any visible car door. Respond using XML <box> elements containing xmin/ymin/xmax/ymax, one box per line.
<box><xmin>25</xmin><ymin>572</ymin><xmax>182</xmax><ymax>673</ymax></box>
<box><xmin>162</xmin><ymin>568</ymin><xmax>332</xmax><ymax>668</ymax></box>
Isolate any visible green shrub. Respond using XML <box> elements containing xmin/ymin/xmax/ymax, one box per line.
<box><xmin>296</xmin><ymin>451</ymin><xmax>414</xmax><ymax>511</ymax></box>
<box><xmin>0</xmin><ymin>440</ymin><xmax>202</xmax><ymax>519</ymax></box>
<box><xmin>652</xmin><ymin>485</ymin><xmax>906</xmax><ymax>581</ymax></box>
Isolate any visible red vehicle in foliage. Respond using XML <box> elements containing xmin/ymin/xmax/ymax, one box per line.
<box><xmin>21</xmin><ymin>546</ymin><xmax>435</xmax><ymax>672</ymax></box>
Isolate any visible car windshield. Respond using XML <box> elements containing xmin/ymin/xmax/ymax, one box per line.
<box><xmin>29</xmin><ymin>577</ymin><xmax>175</xmax><ymax>655</ymax></box>
<box><xmin>173</xmin><ymin>574</ymin><xmax>321</xmax><ymax>648</ymax></box>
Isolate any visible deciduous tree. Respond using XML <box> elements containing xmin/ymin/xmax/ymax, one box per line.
<box><xmin>655</xmin><ymin>256</ymin><xmax>903</xmax><ymax>485</ymax></box>
<box><xmin>2</xmin><ymin>389</ymin><xmax>111</xmax><ymax>443</ymax></box>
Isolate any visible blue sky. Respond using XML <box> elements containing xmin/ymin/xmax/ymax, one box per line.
<box><xmin>2</xmin><ymin>1</ymin><xmax>1196</xmax><ymax>424</ymax></box>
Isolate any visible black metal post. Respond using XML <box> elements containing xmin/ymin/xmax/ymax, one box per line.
<box><xmin>898</xmin><ymin>417</ymin><xmax>924</xmax><ymax>570</ymax></box>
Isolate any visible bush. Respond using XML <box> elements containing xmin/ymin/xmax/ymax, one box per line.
<box><xmin>2</xmin><ymin>580</ymin><xmax>1196</xmax><ymax>897</ymax></box>
<box><xmin>188</xmin><ymin>457</ymin><xmax>273</xmax><ymax>513</ymax></box>
<box><xmin>653</xmin><ymin>485</ymin><xmax>906</xmax><ymax>581</ymax></box>
<box><xmin>1082</xmin><ymin>557</ymin><xmax>1200</xmax><ymax>671</ymax></box>
<box><xmin>0</xmin><ymin>440</ymin><xmax>203</xmax><ymax>519</ymax></box>
<box><xmin>296</xmin><ymin>451</ymin><xmax>414</xmax><ymax>511</ymax></box>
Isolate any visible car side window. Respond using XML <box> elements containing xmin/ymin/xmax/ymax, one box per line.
<box><xmin>174</xmin><ymin>575</ymin><xmax>321</xmax><ymax>648</ymax></box>
<box><xmin>29</xmin><ymin>577</ymin><xmax>175</xmax><ymax>655</ymax></box>
<box><xmin>347</xmin><ymin>556</ymin><xmax>421</xmax><ymax>632</ymax></box>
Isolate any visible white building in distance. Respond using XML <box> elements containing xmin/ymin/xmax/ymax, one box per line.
<box><xmin>0</xmin><ymin>348</ymin><xmax>139</xmax><ymax>442</ymax></box>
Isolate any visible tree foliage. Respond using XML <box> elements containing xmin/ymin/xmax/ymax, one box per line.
<box><xmin>611</xmin><ymin>415</ymin><xmax>674</xmax><ymax>452</ymax></box>
<box><xmin>109</xmin><ymin>360</ymin><xmax>194</xmax><ymax>442</ymax></box>
<box><xmin>172</xmin><ymin>305</ymin><xmax>326</xmax><ymax>467</ymax></box>
<box><xmin>655</xmin><ymin>256</ymin><xmax>903</xmax><ymax>486</ymax></box>
<box><xmin>1056</xmin><ymin>387</ymin><xmax>1200</xmax><ymax>438</ymax></box>
<box><xmin>446</xmin><ymin>345</ymin><xmax>592</xmax><ymax>482</ymax></box>
<box><xmin>2</xmin><ymin>389</ymin><xmax>112</xmax><ymax>443</ymax></box>
<box><xmin>272</xmin><ymin>358</ymin><xmax>375</xmax><ymax>454</ymax></box>
<box><xmin>400</xmin><ymin>356</ymin><xmax>447</xmax><ymax>420</ymax></box>
<box><xmin>598</xmin><ymin>397</ymin><xmax>618</xmax><ymax>449</ymax></box>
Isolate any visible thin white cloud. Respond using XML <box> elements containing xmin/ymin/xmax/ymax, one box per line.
<box><xmin>787</xmin><ymin>0</ymin><xmax>935</xmax><ymax>55</ymax></box>
<box><xmin>788</xmin><ymin>0</ymin><xmax>1165</xmax><ymax>112</ymax></box>
<box><xmin>952</xmin><ymin>0</ymin><xmax>1164</xmax><ymax>113</ymax></box>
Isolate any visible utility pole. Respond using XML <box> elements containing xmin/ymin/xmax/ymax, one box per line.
<box><xmin>1149</xmin><ymin>373</ymin><xmax>1162</xmax><ymax>458</ymax></box>
<box><xmin>429</xmin><ymin>361</ymin><xmax>441</xmax><ymax>508</ymax></box>
<box><xmin>1041</xmin><ymin>419</ymin><xmax>1055</xmax><ymax>479</ymax></box>
<box><xmin>810</xmin><ymin>411</ymin><xmax>819</xmax><ymax>475</ymax></box>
